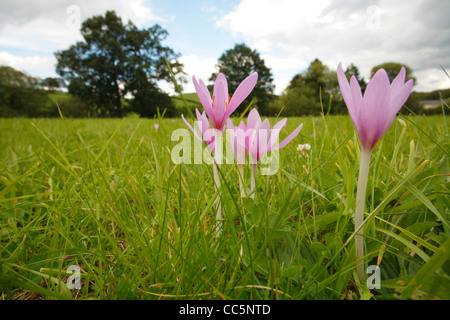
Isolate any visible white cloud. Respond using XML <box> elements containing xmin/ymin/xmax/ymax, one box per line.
<box><xmin>0</xmin><ymin>52</ymin><xmax>56</xmax><ymax>78</ymax></box>
<box><xmin>0</xmin><ymin>0</ymin><xmax>166</xmax><ymax>78</ymax></box>
<box><xmin>415</xmin><ymin>68</ymin><xmax>450</xmax><ymax>92</ymax></box>
<box><xmin>260</xmin><ymin>54</ymin><xmax>308</xmax><ymax>94</ymax></box>
<box><xmin>1</xmin><ymin>0</ymin><xmax>448</xmax><ymax>96</ymax></box>
<box><xmin>217</xmin><ymin>0</ymin><xmax>450</xmax><ymax>93</ymax></box>
<box><xmin>158</xmin><ymin>54</ymin><xmax>218</xmax><ymax>95</ymax></box>
<box><xmin>179</xmin><ymin>54</ymin><xmax>218</xmax><ymax>93</ymax></box>
<box><xmin>0</xmin><ymin>0</ymin><xmax>164</xmax><ymax>52</ymax></box>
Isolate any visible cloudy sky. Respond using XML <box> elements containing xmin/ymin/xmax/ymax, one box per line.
<box><xmin>1</xmin><ymin>0</ymin><xmax>449</xmax><ymax>95</ymax></box>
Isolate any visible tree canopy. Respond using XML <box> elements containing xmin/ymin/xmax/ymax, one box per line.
<box><xmin>271</xmin><ymin>59</ymin><xmax>345</xmax><ymax>116</ymax></box>
<box><xmin>0</xmin><ymin>66</ymin><xmax>53</xmax><ymax>117</ymax></box>
<box><xmin>55</xmin><ymin>10</ymin><xmax>182</xmax><ymax>117</ymax></box>
<box><xmin>210</xmin><ymin>43</ymin><xmax>275</xmax><ymax>115</ymax></box>
<box><xmin>370</xmin><ymin>62</ymin><xmax>416</xmax><ymax>84</ymax></box>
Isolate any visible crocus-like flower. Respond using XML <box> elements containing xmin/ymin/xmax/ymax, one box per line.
<box><xmin>226</xmin><ymin>119</ymin><xmax>249</xmax><ymax>165</ymax></box>
<box><xmin>337</xmin><ymin>63</ymin><xmax>414</xmax><ymax>151</ymax></box>
<box><xmin>337</xmin><ymin>62</ymin><xmax>413</xmax><ymax>282</ymax></box>
<box><xmin>245</xmin><ymin>108</ymin><xmax>303</xmax><ymax>198</ymax></box>
<box><xmin>246</xmin><ymin>108</ymin><xmax>303</xmax><ymax>164</ymax></box>
<box><xmin>182</xmin><ymin>72</ymin><xmax>258</xmax><ymax>154</ymax></box>
<box><xmin>154</xmin><ymin>124</ymin><xmax>159</xmax><ymax>131</ymax></box>
<box><xmin>182</xmin><ymin>108</ymin><xmax>216</xmax><ymax>153</ymax></box>
<box><xmin>226</xmin><ymin>118</ymin><xmax>249</xmax><ymax>197</ymax></box>
<box><xmin>181</xmin><ymin>73</ymin><xmax>257</xmax><ymax>235</ymax></box>
<box><xmin>191</xmin><ymin>72</ymin><xmax>258</xmax><ymax>132</ymax></box>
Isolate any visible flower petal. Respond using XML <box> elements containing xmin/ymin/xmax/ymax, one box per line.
<box><xmin>213</xmin><ymin>77</ymin><xmax>228</xmax><ymax>130</ymax></box>
<box><xmin>224</xmin><ymin>72</ymin><xmax>258</xmax><ymax>120</ymax></box>
<box><xmin>381</xmin><ymin>77</ymin><xmax>414</xmax><ymax>135</ymax></box>
<box><xmin>247</xmin><ymin>108</ymin><xmax>261</xmax><ymax>130</ymax></box>
<box><xmin>269</xmin><ymin>123</ymin><xmax>303</xmax><ymax>151</ymax></box>
<box><xmin>390</xmin><ymin>67</ymin><xmax>406</xmax><ymax>92</ymax></box>
<box><xmin>226</xmin><ymin>118</ymin><xmax>235</xmax><ymax>130</ymax></box>
<box><xmin>193</xmin><ymin>75</ymin><xmax>216</xmax><ymax>126</ymax></box>
<box><xmin>267</xmin><ymin>118</ymin><xmax>287</xmax><ymax>150</ymax></box>
<box><xmin>213</xmin><ymin>73</ymin><xmax>228</xmax><ymax>98</ymax></box>
<box><xmin>349</xmin><ymin>76</ymin><xmax>363</xmax><ymax>129</ymax></box>
<box><xmin>390</xmin><ymin>69</ymin><xmax>413</xmax><ymax>111</ymax></box>
<box><xmin>196</xmin><ymin>109</ymin><xmax>210</xmax><ymax>137</ymax></box>
<box><xmin>238</xmin><ymin>120</ymin><xmax>247</xmax><ymax>131</ymax></box>
<box><xmin>360</xmin><ymin>68</ymin><xmax>391</xmax><ymax>149</ymax></box>
<box><xmin>182</xmin><ymin>112</ymin><xmax>203</xmax><ymax>143</ymax></box>
<box><xmin>229</xmin><ymin>124</ymin><xmax>247</xmax><ymax>164</ymax></box>
<box><xmin>257</xmin><ymin>119</ymin><xmax>271</xmax><ymax>159</ymax></box>
<box><xmin>337</xmin><ymin>63</ymin><xmax>356</xmax><ymax>116</ymax></box>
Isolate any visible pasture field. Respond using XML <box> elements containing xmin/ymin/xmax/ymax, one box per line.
<box><xmin>0</xmin><ymin>113</ymin><xmax>448</xmax><ymax>300</ymax></box>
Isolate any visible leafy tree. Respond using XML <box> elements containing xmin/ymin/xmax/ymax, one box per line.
<box><xmin>210</xmin><ymin>43</ymin><xmax>275</xmax><ymax>115</ymax></box>
<box><xmin>370</xmin><ymin>62</ymin><xmax>416</xmax><ymax>84</ymax></box>
<box><xmin>55</xmin><ymin>10</ymin><xmax>182</xmax><ymax>117</ymax></box>
<box><xmin>40</xmin><ymin>77</ymin><xmax>65</xmax><ymax>92</ymax></box>
<box><xmin>272</xmin><ymin>59</ymin><xmax>344</xmax><ymax>116</ymax></box>
<box><xmin>0</xmin><ymin>66</ymin><xmax>52</xmax><ymax>117</ymax></box>
<box><xmin>131</xmin><ymin>82</ymin><xmax>175</xmax><ymax>118</ymax></box>
<box><xmin>344</xmin><ymin>63</ymin><xmax>367</xmax><ymax>93</ymax></box>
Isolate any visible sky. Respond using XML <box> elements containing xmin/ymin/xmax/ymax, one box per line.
<box><xmin>0</xmin><ymin>0</ymin><xmax>449</xmax><ymax>95</ymax></box>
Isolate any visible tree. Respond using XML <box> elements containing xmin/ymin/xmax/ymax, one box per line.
<box><xmin>0</xmin><ymin>66</ymin><xmax>52</xmax><ymax>117</ymax></box>
<box><xmin>40</xmin><ymin>77</ymin><xmax>65</xmax><ymax>92</ymax></box>
<box><xmin>210</xmin><ymin>43</ymin><xmax>275</xmax><ymax>115</ymax></box>
<box><xmin>55</xmin><ymin>10</ymin><xmax>182</xmax><ymax>117</ymax></box>
<box><xmin>272</xmin><ymin>59</ymin><xmax>344</xmax><ymax>116</ymax></box>
<box><xmin>370</xmin><ymin>62</ymin><xmax>416</xmax><ymax>84</ymax></box>
<box><xmin>344</xmin><ymin>63</ymin><xmax>367</xmax><ymax>93</ymax></box>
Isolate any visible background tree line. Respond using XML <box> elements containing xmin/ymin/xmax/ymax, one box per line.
<box><xmin>0</xmin><ymin>11</ymin><xmax>448</xmax><ymax>118</ymax></box>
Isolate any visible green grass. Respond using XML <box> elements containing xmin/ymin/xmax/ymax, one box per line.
<box><xmin>0</xmin><ymin>113</ymin><xmax>448</xmax><ymax>300</ymax></box>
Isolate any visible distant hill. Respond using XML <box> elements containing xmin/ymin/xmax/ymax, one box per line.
<box><xmin>413</xmin><ymin>88</ymin><xmax>450</xmax><ymax>101</ymax></box>
<box><xmin>411</xmin><ymin>88</ymin><xmax>450</xmax><ymax>112</ymax></box>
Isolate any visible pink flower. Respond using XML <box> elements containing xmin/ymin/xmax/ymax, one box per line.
<box><xmin>246</xmin><ymin>108</ymin><xmax>303</xmax><ymax>163</ymax></box>
<box><xmin>226</xmin><ymin>119</ymin><xmax>249</xmax><ymax>165</ymax></box>
<box><xmin>182</xmin><ymin>109</ymin><xmax>216</xmax><ymax>153</ymax></box>
<box><xmin>337</xmin><ymin>62</ymin><xmax>414</xmax><ymax>281</ymax></box>
<box><xmin>191</xmin><ymin>72</ymin><xmax>258</xmax><ymax>132</ymax></box>
<box><xmin>182</xmin><ymin>72</ymin><xmax>258</xmax><ymax>154</ymax></box>
<box><xmin>154</xmin><ymin>124</ymin><xmax>159</xmax><ymax>131</ymax></box>
<box><xmin>337</xmin><ymin>63</ymin><xmax>414</xmax><ymax>150</ymax></box>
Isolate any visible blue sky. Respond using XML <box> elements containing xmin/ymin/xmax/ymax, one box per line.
<box><xmin>149</xmin><ymin>0</ymin><xmax>245</xmax><ymax>59</ymax></box>
<box><xmin>1</xmin><ymin>0</ymin><xmax>449</xmax><ymax>95</ymax></box>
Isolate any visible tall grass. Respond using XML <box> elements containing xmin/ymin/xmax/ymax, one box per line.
<box><xmin>0</xmin><ymin>111</ymin><xmax>448</xmax><ymax>300</ymax></box>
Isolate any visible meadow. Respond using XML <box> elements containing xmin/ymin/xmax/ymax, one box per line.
<box><xmin>0</xmin><ymin>112</ymin><xmax>448</xmax><ymax>300</ymax></box>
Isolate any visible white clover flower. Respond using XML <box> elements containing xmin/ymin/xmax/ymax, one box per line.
<box><xmin>297</xmin><ymin>143</ymin><xmax>311</xmax><ymax>152</ymax></box>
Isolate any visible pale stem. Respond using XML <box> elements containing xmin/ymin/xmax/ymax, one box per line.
<box><xmin>213</xmin><ymin>162</ymin><xmax>222</xmax><ymax>234</ymax></box>
<box><xmin>238</xmin><ymin>164</ymin><xmax>246</xmax><ymax>197</ymax></box>
<box><xmin>355</xmin><ymin>147</ymin><xmax>372</xmax><ymax>283</ymax></box>
<box><xmin>250</xmin><ymin>164</ymin><xmax>257</xmax><ymax>200</ymax></box>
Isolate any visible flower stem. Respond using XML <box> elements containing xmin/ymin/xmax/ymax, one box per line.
<box><xmin>250</xmin><ymin>164</ymin><xmax>257</xmax><ymax>200</ymax></box>
<box><xmin>213</xmin><ymin>162</ymin><xmax>222</xmax><ymax>234</ymax></box>
<box><xmin>355</xmin><ymin>147</ymin><xmax>372</xmax><ymax>283</ymax></box>
<box><xmin>238</xmin><ymin>164</ymin><xmax>246</xmax><ymax>197</ymax></box>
